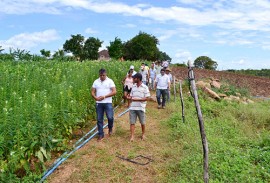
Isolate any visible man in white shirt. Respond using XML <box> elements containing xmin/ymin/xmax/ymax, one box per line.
<box><xmin>154</xmin><ymin>68</ymin><xmax>170</xmax><ymax>109</ymax></box>
<box><xmin>91</xmin><ymin>68</ymin><xmax>117</xmax><ymax>141</ymax></box>
<box><xmin>126</xmin><ymin>73</ymin><xmax>150</xmax><ymax>142</ymax></box>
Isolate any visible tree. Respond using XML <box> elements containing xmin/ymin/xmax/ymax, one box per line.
<box><xmin>123</xmin><ymin>31</ymin><xmax>159</xmax><ymax>61</ymax></box>
<box><xmin>63</xmin><ymin>34</ymin><xmax>85</xmax><ymax>60</ymax></box>
<box><xmin>63</xmin><ymin>34</ymin><xmax>103</xmax><ymax>61</ymax></box>
<box><xmin>40</xmin><ymin>49</ymin><xmax>51</xmax><ymax>58</ymax></box>
<box><xmin>158</xmin><ymin>51</ymin><xmax>171</xmax><ymax>62</ymax></box>
<box><xmin>83</xmin><ymin>37</ymin><xmax>103</xmax><ymax>60</ymax></box>
<box><xmin>107</xmin><ymin>37</ymin><xmax>124</xmax><ymax>59</ymax></box>
<box><xmin>194</xmin><ymin>56</ymin><xmax>218</xmax><ymax>70</ymax></box>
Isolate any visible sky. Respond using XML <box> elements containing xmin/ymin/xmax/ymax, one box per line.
<box><xmin>1</xmin><ymin>0</ymin><xmax>270</xmax><ymax>70</ymax></box>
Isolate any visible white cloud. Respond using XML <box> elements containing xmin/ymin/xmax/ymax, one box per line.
<box><xmin>232</xmin><ymin>59</ymin><xmax>245</xmax><ymax>65</ymax></box>
<box><xmin>124</xmin><ymin>24</ymin><xmax>136</xmax><ymax>28</ymax></box>
<box><xmin>157</xmin><ymin>30</ymin><xmax>178</xmax><ymax>41</ymax></box>
<box><xmin>173</xmin><ymin>50</ymin><xmax>192</xmax><ymax>63</ymax></box>
<box><xmin>0</xmin><ymin>29</ymin><xmax>60</xmax><ymax>50</ymax></box>
<box><xmin>2</xmin><ymin>0</ymin><xmax>270</xmax><ymax>32</ymax></box>
<box><xmin>85</xmin><ymin>27</ymin><xmax>98</xmax><ymax>34</ymax></box>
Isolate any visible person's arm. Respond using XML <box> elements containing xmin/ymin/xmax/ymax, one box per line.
<box><xmin>103</xmin><ymin>87</ymin><xmax>116</xmax><ymax>100</ymax></box>
<box><xmin>91</xmin><ymin>88</ymin><xmax>103</xmax><ymax>101</ymax></box>
<box><xmin>168</xmin><ymin>77</ymin><xmax>171</xmax><ymax>91</ymax></box>
<box><xmin>122</xmin><ymin>76</ymin><xmax>127</xmax><ymax>85</ymax></box>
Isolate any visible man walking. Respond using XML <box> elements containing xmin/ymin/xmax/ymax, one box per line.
<box><xmin>91</xmin><ymin>68</ymin><xmax>117</xmax><ymax>141</ymax></box>
<box><xmin>139</xmin><ymin>63</ymin><xmax>149</xmax><ymax>86</ymax></box>
<box><xmin>154</xmin><ymin>69</ymin><xmax>170</xmax><ymax>109</ymax></box>
<box><xmin>126</xmin><ymin>73</ymin><xmax>150</xmax><ymax>142</ymax></box>
<box><xmin>165</xmin><ymin>68</ymin><xmax>173</xmax><ymax>102</ymax></box>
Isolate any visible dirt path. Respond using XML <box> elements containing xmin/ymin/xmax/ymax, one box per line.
<box><xmin>47</xmin><ymin>94</ymin><xmax>176</xmax><ymax>183</ymax></box>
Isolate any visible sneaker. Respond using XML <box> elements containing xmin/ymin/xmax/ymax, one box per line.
<box><xmin>162</xmin><ymin>106</ymin><xmax>165</xmax><ymax>109</ymax></box>
<box><xmin>108</xmin><ymin>128</ymin><xmax>113</xmax><ymax>136</ymax></box>
<box><xmin>158</xmin><ymin>105</ymin><xmax>161</xmax><ymax>109</ymax></box>
<box><xmin>97</xmin><ymin>136</ymin><xmax>104</xmax><ymax>142</ymax></box>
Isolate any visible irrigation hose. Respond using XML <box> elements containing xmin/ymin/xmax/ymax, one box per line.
<box><xmin>40</xmin><ymin>102</ymin><xmax>125</xmax><ymax>182</ymax></box>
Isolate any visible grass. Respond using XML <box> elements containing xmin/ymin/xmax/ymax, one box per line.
<box><xmin>161</xmin><ymin>95</ymin><xmax>270</xmax><ymax>183</ymax></box>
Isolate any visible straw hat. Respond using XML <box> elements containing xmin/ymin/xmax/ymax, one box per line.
<box><xmin>165</xmin><ymin>68</ymin><xmax>171</xmax><ymax>72</ymax></box>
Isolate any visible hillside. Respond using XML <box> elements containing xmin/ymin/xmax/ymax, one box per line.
<box><xmin>172</xmin><ymin>67</ymin><xmax>270</xmax><ymax>97</ymax></box>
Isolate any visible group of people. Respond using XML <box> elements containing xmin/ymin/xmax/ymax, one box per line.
<box><xmin>91</xmin><ymin>61</ymin><xmax>172</xmax><ymax>142</ymax></box>
<box><xmin>122</xmin><ymin>61</ymin><xmax>172</xmax><ymax>108</ymax></box>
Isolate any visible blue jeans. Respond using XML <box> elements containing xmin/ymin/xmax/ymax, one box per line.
<box><xmin>156</xmin><ymin>89</ymin><xmax>168</xmax><ymax>107</ymax></box>
<box><xmin>96</xmin><ymin>103</ymin><xmax>114</xmax><ymax>137</ymax></box>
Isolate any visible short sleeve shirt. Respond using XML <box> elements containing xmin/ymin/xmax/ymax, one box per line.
<box><xmin>92</xmin><ymin>77</ymin><xmax>116</xmax><ymax>103</ymax></box>
<box><xmin>130</xmin><ymin>83</ymin><xmax>150</xmax><ymax>112</ymax></box>
<box><xmin>155</xmin><ymin>74</ymin><xmax>170</xmax><ymax>89</ymax></box>
<box><xmin>139</xmin><ymin>69</ymin><xmax>148</xmax><ymax>82</ymax></box>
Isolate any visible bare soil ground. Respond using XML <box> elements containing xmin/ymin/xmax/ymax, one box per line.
<box><xmin>47</xmin><ymin>95</ymin><xmax>178</xmax><ymax>183</ymax></box>
<box><xmin>172</xmin><ymin>67</ymin><xmax>270</xmax><ymax>97</ymax></box>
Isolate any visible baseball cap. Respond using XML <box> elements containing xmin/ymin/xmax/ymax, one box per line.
<box><xmin>130</xmin><ymin>65</ymin><xmax>134</xmax><ymax>69</ymax></box>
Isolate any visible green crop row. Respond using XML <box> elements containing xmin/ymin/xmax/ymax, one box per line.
<box><xmin>0</xmin><ymin>59</ymin><xmax>140</xmax><ymax>182</ymax></box>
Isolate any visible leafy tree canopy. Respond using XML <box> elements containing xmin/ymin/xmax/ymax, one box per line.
<box><xmin>83</xmin><ymin>37</ymin><xmax>103</xmax><ymax>60</ymax></box>
<box><xmin>107</xmin><ymin>37</ymin><xmax>124</xmax><ymax>59</ymax></box>
<box><xmin>194</xmin><ymin>56</ymin><xmax>218</xmax><ymax>70</ymax></box>
<box><xmin>40</xmin><ymin>49</ymin><xmax>51</xmax><ymax>58</ymax></box>
<box><xmin>158</xmin><ymin>51</ymin><xmax>171</xmax><ymax>62</ymax></box>
<box><xmin>124</xmin><ymin>31</ymin><xmax>159</xmax><ymax>61</ymax></box>
<box><xmin>63</xmin><ymin>34</ymin><xmax>103</xmax><ymax>61</ymax></box>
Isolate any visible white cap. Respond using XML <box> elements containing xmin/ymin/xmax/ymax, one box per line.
<box><xmin>130</xmin><ymin>65</ymin><xmax>134</xmax><ymax>69</ymax></box>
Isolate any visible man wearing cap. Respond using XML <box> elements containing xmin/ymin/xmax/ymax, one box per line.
<box><xmin>154</xmin><ymin>68</ymin><xmax>170</xmax><ymax>109</ymax></box>
<box><xmin>128</xmin><ymin>65</ymin><xmax>137</xmax><ymax>76</ymax></box>
<box><xmin>91</xmin><ymin>68</ymin><xmax>117</xmax><ymax>141</ymax></box>
<box><xmin>165</xmin><ymin>68</ymin><xmax>173</xmax><ymax>102</ymax></box>
<box><xmin>126</xmin><ymin>73</ymin><xmax>150</xmax><ymax>142</ymax></box>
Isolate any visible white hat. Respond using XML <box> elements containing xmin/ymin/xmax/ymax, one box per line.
<box><xmin>130</xmin><ymin>65</ymin><xmax>134</xmax><ymax>69</ymax></box>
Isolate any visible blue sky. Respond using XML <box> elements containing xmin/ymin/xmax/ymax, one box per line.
<box><xmin>1</xmin><ymin>0</ymin><xmax>270</xmax><ymax>70</ymax></box>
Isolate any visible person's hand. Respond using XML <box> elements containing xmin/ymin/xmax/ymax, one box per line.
<box><xmin>126</xmin><ymin>95</ymin><xmax>131</xmax><ymax>100</ymax></box>
<box><xmin>96</xmin><ymin>96</ymin><xmax>105</xmax><ymax>101</ymax></box>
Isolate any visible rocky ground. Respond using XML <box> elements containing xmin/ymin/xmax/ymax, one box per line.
<box><xmin>172</xmin><ymin>67</ymin><xmax>270</xmax><ymax>98</ymax></box>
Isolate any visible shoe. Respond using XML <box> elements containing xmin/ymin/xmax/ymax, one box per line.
<box><xmin>158</xmin><ymin>105</ymin><xmax>161</xmax><ymax>109</ymax></box>
<box><xmin>97</xmin><ymin>136</ymin><xmax>104</xmax><ymax>142</ymax></box>
<box><xmin>108</xmin><ymin>128</ymin><xmax>113</xmax><ymax>136</ymax></box>
<box><xmin>162</xmin><ymin>106</ymin><xmax>165</xmax><ymax>109</ymax></box>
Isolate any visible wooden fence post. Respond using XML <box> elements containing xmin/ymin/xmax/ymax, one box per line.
<box><xmin>173</xmin><ymin>76</ymin><xmax>176</xmax><ymax>102</ymax></box>
<box><xmin>179</xmin><ymin>80</ymin><xmax>185</xmax><ymax>123</ymax></box>
<box><xmin>188</xmin><ymin>61</ymin><xmax>209</xmax><ymax>183</ymax></box>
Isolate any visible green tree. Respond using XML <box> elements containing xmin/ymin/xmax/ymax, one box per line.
<box><xmin>63</xmin><ymin>34</ymin><xmax>85</xmax><ymax>60</ymax></box>
<box><xmin>194</xmin><ymin>56</ymin><xmax>218</xmax><ymax>70</ymax></box>
<box><xmin>158</xmin><ymin>51</ymin><xmax>171</xmax><ymax>62</ymax></box>
<box><xmin>124</xmin><ymin>31</ymin><xmax>159</xmax><ymax>61</ymax></box>
<box><xmin>40</xmin><ymin>49</ymin><xmax>51</xmax><ymax>58</ymax></box>
<box><xmin>107</xmin><ymin>37</ymin><xmax>124</xmax><ymax>59</ymax></box>
<box><xmin>63</xmin><ymin>34</ymin><xmax>103</xmax><ymax>61</ymax></box>
<box><xmin>84</xmin><ymin>37</ymin><xmax>103</xmax><ymax>60</ymax></box>
<box><xmin>53</xmin><ymin>49</ymin><xmax>65</xmax><ymax>58</ymax></box>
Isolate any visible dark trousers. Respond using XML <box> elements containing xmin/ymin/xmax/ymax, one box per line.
<box><xmin>96</xmin><ymin>103</ymin><xmax>114</xmax><ymax>137</ymax></box>
<box><xmin>156</xmin><ymin>89</ymin><xmax>168</xmax><ymax>107</ymax></box>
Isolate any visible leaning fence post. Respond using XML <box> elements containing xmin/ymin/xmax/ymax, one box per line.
<box><xmin>179</xmin><ymin>80</ymin><xmax>185</xmax><ymax>123</ymax></box>
<box><xmin>173</xmin><ymin>76</ymin><xmax>176</xmax><ymax>102</ymax></box>
<box><xmin>187</xmin><ymin>61</ymin><xmax>209</xmax><ymax>183</ymax></box>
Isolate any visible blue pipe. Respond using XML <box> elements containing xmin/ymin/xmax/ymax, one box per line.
<box><xmin>40</xmin><ymin>103</ymin><xmax>124</xmax><ymax>182</ymax></box>
<box><xmin>40</xmin><ymin>124</ymin><xmax>108</xmax><ymax>182</ymax></box>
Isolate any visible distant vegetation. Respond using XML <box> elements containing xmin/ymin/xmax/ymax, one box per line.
<box><xmin>227</xmin><ymin>69</ymin><xmax>270</xmax><ymax>78</ymax></box>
